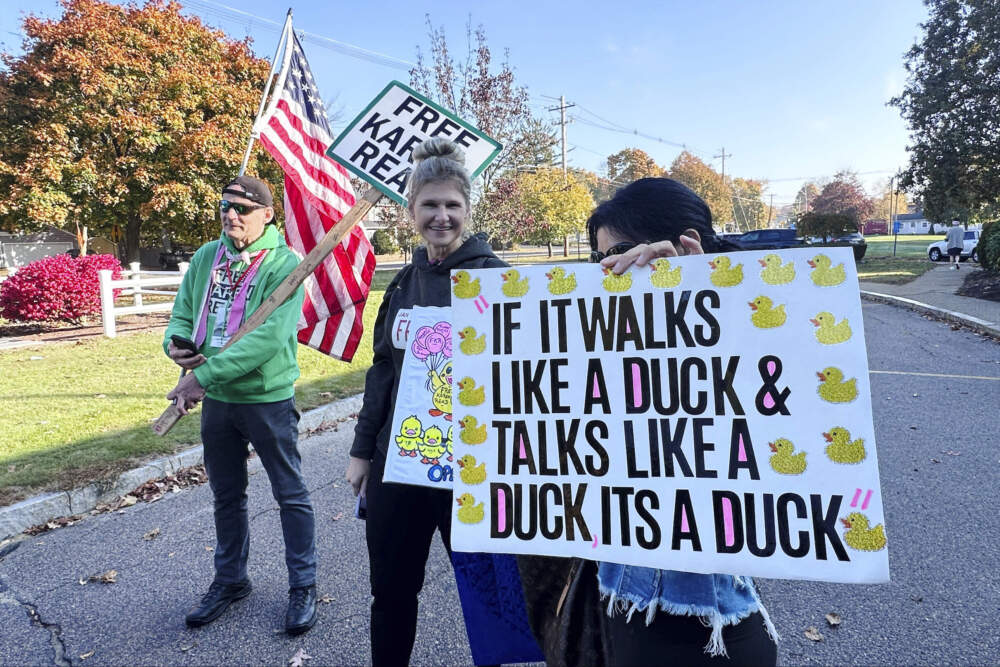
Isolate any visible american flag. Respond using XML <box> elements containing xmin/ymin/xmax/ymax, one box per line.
<box><xmin>256</xmin><ymin>31</ymin><xmax>375</xmax><ymax>362</ymax></box>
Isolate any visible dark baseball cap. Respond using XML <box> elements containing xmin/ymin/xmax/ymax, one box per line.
<box><xmin>222</xmin><ymin>174</ymin><xmax>274</xmax><ymax>207</ymax></box>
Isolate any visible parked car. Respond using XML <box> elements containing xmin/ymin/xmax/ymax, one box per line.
<box><xmin>927</xmin><ymin>230</ymin><xmax>980</xmax><ymax>263</ymax></box>
<box><xmin>733</xmin><ymin>228</ymin><xmax>808</xmax><ymax>250</ymax></box>
<box><xmin>806</xmin><ymin>232</ymin><xmax>868</xmax><ymax>260</ymax></box>
<box><xmin>158</xmin><ymin>247</ymin><xmax>194</xmax><ymax>269</ymax></box>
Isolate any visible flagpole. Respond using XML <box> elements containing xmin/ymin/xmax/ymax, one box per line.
<box><xmin>238</xmin><ymin>9</ymin><xmax>294</xmax><ymax>176</ymax></box>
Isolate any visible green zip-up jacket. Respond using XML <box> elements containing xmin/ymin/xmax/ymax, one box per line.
<box><xmin>162</xmin><ymin>225</ymin><xmax>304</xmax><ymax>404</ymax></box>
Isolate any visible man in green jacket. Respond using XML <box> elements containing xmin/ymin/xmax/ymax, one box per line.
<box><xmin>163</xmin><ymin>175</ymin><xmax>317</xmax><ymax>635</ymax></box>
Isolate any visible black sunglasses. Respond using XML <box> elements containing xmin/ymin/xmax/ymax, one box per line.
<box><xmin>219</xmin><ymin>200</ymin><xmax>266</xmax><ymax>216</ymax></box>
<box><xmin>590</xmin><ymin>241</ymin><xmax>640</xmax><ymax>263</ymax></box>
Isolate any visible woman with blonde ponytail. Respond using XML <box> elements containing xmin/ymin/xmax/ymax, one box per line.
<box><xmin>346</xmin><ymin>139</ymin><xmax>525</xmax><ymax>666</ymax></box>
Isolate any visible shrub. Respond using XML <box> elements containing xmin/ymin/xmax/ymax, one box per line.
<box><xmin>371</xmin><ymin>229</ymin><xmax>398</xmax><ymax>255</ymax></box>
<box><xmin>0</xmin><ymin>253</ymin><xmax>122</xmax><ymax>323</ymax></box>
<box><xmin>980</xmin><ymin>220</ymin><xmax>1000</xmax><ymax>271</ymax></box>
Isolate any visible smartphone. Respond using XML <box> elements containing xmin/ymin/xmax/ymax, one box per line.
<box><xmin>355</xmin><ymin>493</ymin><xmax>367</xmax><ymax>520</ymax></box>
<box><xmin>170</xmin><ymin>334</ymin><xmax>199</xmax><ymax>354</ymax></box>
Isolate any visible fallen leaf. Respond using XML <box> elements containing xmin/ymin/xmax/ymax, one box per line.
<box><xmin>943</xmin><ymin>450</ymin><xmax>961</xmax><ymax>456</ymax></box>
<box><xmin>930</xmin><ymin>458</ymin><xmax>941</xmax><ymax>464</ymax></box>
<box><xmin>289</xmin><ymin>648</ymin><xmax>312</xmax><ymax>667</ymax></box>
<box><xmin>319</xmin><ymin>391</ymin><xmax>332</xmax><ymax>398</ymax></box>
<box><xmin>82</xmin><ymin>569</ymin><xmax>118</xmax><ymax>585</ymax></box>
<box><xmin>205</xmin><ymin>546</ymin><xmax>214</xmax><ymax>552</ymax></box>
<box><xmin>911</xmin><ymin>595</ymin><xmax>923</xmax><ymax>602</ymax></box>
<box><xmin>825</xmin><ymin>612</ymin><xmax>841</xmax><ymax>627</ymax></box>
<box><xmin>331</xmin><ymin>512</ymin><xmax>344</xmax><ymax>521</ymax></box>
<box><xmin>94</xmin><ymin>394</ymin><xmax>107</xmax><ymax>399</ymax></box>
<box><xmin>908</xmin><ymin>425</ymin><xmax>917</xmax><ymax>430</ymax></box>
<box><xmin>79</xmin><ymin>650</ymin><xmax>95</xmax><ymax>660</ymax></box>
<box><xmin>179</xmin><ymin>643</ymin><xmax>196</xmax><ymax>652</ymax></box>
<box><xmin>168</xmin><ymin>552</ymin><xmax>175</xmax><ymax>558</ymax></box>
<box><xmin>120</xmin><ymin>495</ymin><xmax>138</xmax><ymax>507</ymax></box>
<box><xmin>804</xmin><ymin>626</ymin><xmax>823</xmax><ymax>642</ymax></box>
<box><xmin>317</xmin><ymin>594</ymin><xmax>334</xmax><ymax>604</ymax></box>
<box><xmin>143</xmin><ymin>528</ymin><xmax>161</xmax><ymax>541</ymax></box>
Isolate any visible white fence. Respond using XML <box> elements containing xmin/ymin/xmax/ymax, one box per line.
<box><xmin>98</xmin><ymin>261</ymin><xmax>188</xmax><ymax>337</ymax></box>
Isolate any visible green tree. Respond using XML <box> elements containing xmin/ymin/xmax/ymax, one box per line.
<box><xmin>668</xmin><ymin>151</ymin><xmax>732</xmax><ymax>227</ymax></box>
<box><xmin>516</xmin><ymin>168</ymin><xmax>594</xmax><ymax>255</ymax></box>
<box><xmin>810</xmin><ymin>171</ymin><xmax>874</xmax><ymax>228</ymax></box>
<box><xmin>792</xmin><ymin>182</ymin><xmax>821</xmax><ymax>216</ymax></box>
<box><xmin>797</xmin><ymin>212</ymin><xmax>856</xmax><ymax>241</ymax></box>
<box><xmin>890</xmin><ymin>0</ymin><xmax>1000</xmax><ymax>223</ymax></box>
<box><xmin>731</xmin><ymin>177</ymin><xmax>767</xmax><ymax>231</ymax></box>
<box><xmin>0</xmin><ymin>0</ymin><xmax>280</xmax><ymax>261</ymax></box>
<box><xmin>606</xmin><ymin>148</ymin><xmax>664</xmax><ymax>185</ymax></box>
<box><xmin>872</xmin><ymin>178</ymin><xmax>909</xmax><ymax>225</ymax></box>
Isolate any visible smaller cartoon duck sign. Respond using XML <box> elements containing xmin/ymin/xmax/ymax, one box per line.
<box><xmin>816</xmin><ymin>367</ymin><xmax>858</xmax><ymax>404</ymax></box>
<box><xmin>748</xmin><ymin>296</ymin><xmax>786</xmax><ymax>329</ymax></box>
<box><xmin>457</xmin><ymin>326</ymin><xmax>486</xmax><ymax>355</ymax></box>
<box><xmin>759</xmin><ymin>253</ymin><xmax>795</xmax><ymax>285</ymax></box>
<box><xmin>452</xmin><ymin>270</ymin><xmax>481</xmax><ymax>299</ymax></box>
<box><xmin>601</xmin><ymin>268</ymin><xmax>632</xmax><ymax>292</ymax></box>
<box><xmin>841</xmin><ymin>512</ymin><xmax>886</xmax><ymax>551</ymax></box>
<box><xmin>649</xmin><ymin>258</ymin><xmax>682</xmax><ymax>288</ymax></box>
<box><xmin>457</xmin><ymin>454</ymin><xmax>487</xmax><ymax>485</ymax></box>
<box><xmin>418</xmin><ymin>426</ymin><xmax>446</xmax><ymax>465</ymax></box>
<box><xmin>546</xmin><ymin>267</ymin><xmax>577</xmax><ymax>295</ymax></box>
<box><xmin>457</xmin><ymin>377</ymin><xmax>485</xmax><ymax>406</ymax></box>
<box><xmin>768</xmin><ymin>438</ymin><xmax>806</xmax><ymax>475</ymax></box>
<box><xmin>823</xmin><ymin>427</ymin><xmax>866</xmax><ymax>463</ymax></box>
<box><xmin>811</xmin><ymin>312</ymin><xmax>852</xmax><ymax>345</ymax></box>
<box><xmin>501</xmin><ymin>269</ymin><xmax>531</xmax><ymax>298</ymax></box>
<box><xmin>808</xmin><ymin>254</ymin><xmax>846</xmax><ymax>287</ymax></box>
<box><xmin>395</xmin><ymin>415</ymin><xmax>423</xmax><ymax>457</ymax></box>
<box><xmin>456</xmin><ymin>493</ymin><xmax>485</xmax><ymax>524</ymax></box>
<box><xmin>709</xmin><ymin>256</ymin><xmax>743</xmax><ymax>287</ymax></box>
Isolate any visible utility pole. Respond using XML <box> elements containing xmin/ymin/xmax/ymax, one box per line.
<box><xmin>767</xmin><ymin>193</ymin><xmax>774</xmax><ymax>227</ymax></box>
<box><xmin>714</xmin><ymin>147</ymin><xmax>732</xmax><ymax>183</ymax></box>
<box><xmin>548</xmin><ymin>95</ymin><xmax>576</xmax><ymax>256</ymax></box>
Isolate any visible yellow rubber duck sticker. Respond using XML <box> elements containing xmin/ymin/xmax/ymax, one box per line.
<box><xmin>758</xmin><ymin>253</ymin><xmax>795</xmax><ymax>285</ymax></box>
<box><xmin>823</xmin><ymin>426</ymin><xmax>866</xmax><ymax>463</ymax></box>
<box><xmin>808</xmin><ymin>254</ymin><xmax>846</xmax><ymax>287</ymax></box>
<box><xmin>501</xmin><ymin>269</ymin><xmax>530</xmax><ymax>298</ymax></box>
<box><xmin>708</xmin><ymin>256</ymin><xmax>743</xmax><ymax>287</ymax></box>
<box><xmin>457</xmin><ymin>377</ymin><xmax>485</xmax><ymax>406</ymax></box>
<box><xmin>458</xmin><ymin>326</ymin><xmax>486</xmax><ymax>355</ymax></box>
<box><xmin>456</xmin><ymin>493</ymin><xmax>485</xmax><ymax>524</ymax></box>
<box><xmin>457</xmin><ymin>454</ymin><xmax>487</xmax><ymax>485</ymax></box>
<box><xmin>451</xmin><ymin>270</ymin><xmax>481</xmax><ymax>299</ymax></box>
<box><xmin>748</xmin><ymin>296</ymin><xmax>786</xmax><ymax>329</ymax></box>
<box><xmin>459</xmin><ymin>415</ymin><xmax>487</xmax><ymax>444</ymax></box>
<box><xmin>418</xmin><ymin>426</ymin><xmax>446</xmax><ymax>465</ymax></box>
<box><xmin>394</xmin><ymin>415</ymin><xmax>423</xmax><ymax>458</ymax></box>
<box><xmin>816</xmin><ymin>366</ymin><xmax>858</xmax><ymax>403</ymax></box>
<box><xmin>841</xmin><ymin>512</ymin><xmax>886</xmax><ymax>551</ymax></box>
<box><xmin>427</xmin><ymin>360</ymin><xmax>452</xmax><ymax>419</ymax></box>
<box><xmin>649</xmin><ymin>258</ymin><xmax>682</xmax><ymax>288</ymax></box>
<box><xmin>601</xmin><ymin>268</ymin><xmax>633</xmax><ymax>292</ymax></box>
<box><xmin>810</xmin><ymin>311</ymin><xmax>852</xmax><ymax>345</ymax></box>
<box><xmin>768</xmin><ymin>438</ymin><xmax>806</xmax><ymax>475</ymax></box>
<box><xmin>446</xmin><ymin>425</ymin><xmax>454</xmax><ymax>462</ymax></box>
<box><xmin>546</xmin><ymin>267</ymin><xmax>577</xmax><ymax>295</ymax></box>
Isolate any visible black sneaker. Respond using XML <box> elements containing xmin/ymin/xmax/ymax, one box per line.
<box><xmin>285</xmin><ymin>585</ymin><xmax>317</xmax><ymax>635</ymax></box>
<box><xmin>185</xmin><ymin>580</ymin><xmax>252</xmax><ymax>627</ymax></box>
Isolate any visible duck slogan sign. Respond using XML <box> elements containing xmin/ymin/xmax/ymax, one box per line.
<box><xmin>449</xmin><ymin>247</ymin><xmax>889</xmax><ymax>584</ymax></box>
<box><xmin>327</xmin><ymin>81</ymin><xmax>502</xmax><ymax>205</ymax></box>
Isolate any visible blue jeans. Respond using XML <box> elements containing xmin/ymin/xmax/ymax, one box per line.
<box><xmin>201</xmin><ymin>397</ymin><xmax>316</xmax><ymax>588</ymax></box>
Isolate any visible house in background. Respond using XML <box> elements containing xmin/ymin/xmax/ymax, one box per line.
<box><xmin>0</xmin><ymin>226</ymin><xmax>78</xmax><ymax>269</ymax></box>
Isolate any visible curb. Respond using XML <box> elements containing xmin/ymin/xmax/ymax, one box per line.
<box><xmin>0</xmin><ymin>393</ymin><xmax>364</xmax><ymax>540</ymax></box>
<box><xmin>861</xmin><ymin>290</ymin><xmax>1000</xmax><ymax>339</ymax></box>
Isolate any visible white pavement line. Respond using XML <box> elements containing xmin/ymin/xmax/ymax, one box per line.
<box><xmin>870</xmin><ymin>369</ymin><xmax>1000</xmax><ymax>382</ymax></box>
<box><xmin>0</xmin><ymin>393</ymin><xmax>364</xmax><ymax>540</ymax></box>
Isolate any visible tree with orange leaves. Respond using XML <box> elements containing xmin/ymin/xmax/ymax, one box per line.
<box><xmin>0</xmin><ymin>0</ymin><xmax>280</xmax><ymax>261</ymax></box>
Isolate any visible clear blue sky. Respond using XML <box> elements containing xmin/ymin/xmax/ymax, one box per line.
<box><xmin>1</xmin><ymin>0</ymin><xmax>928</xmax><ymax>206</ymax></box>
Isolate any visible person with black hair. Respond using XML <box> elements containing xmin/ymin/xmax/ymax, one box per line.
<box><xmin>520</xmin><ymin>178</ymin><xmax>777</xmax><ymax>667</ymax></box>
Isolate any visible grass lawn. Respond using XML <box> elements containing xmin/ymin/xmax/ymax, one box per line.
<box><xmin>0</xmin><ymin>269</ymin><xmax>398</xmax><ymax>505</ymax></box>
<box><xmin>855</xmin><ymin>235</ymin><xmax>942</xmax><ymax>284</ymax></box>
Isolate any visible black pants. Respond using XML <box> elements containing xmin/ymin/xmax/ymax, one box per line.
<box><xmin>365</xmin><ymin>452</ymin><xmax>454</xmax><ymax>667</ymax></box>
<box><xmin>602</xmin><ymin>610</ymin><xmax>777</xmax><ymax>667</ymax></box>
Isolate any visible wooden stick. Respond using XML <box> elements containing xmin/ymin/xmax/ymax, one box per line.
<box><xmin>152</xmin><ymin>186</ymin><xmax>384</xmax><ymax>436</ymax></box>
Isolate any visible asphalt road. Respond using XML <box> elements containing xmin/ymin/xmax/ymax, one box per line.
<box><xmin>1</xmin><ymin>302</ymin><xmax>998</xmax><ymax>667</ymax></box>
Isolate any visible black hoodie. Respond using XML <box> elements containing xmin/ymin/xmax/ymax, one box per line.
<box><xmin>351</xmin><ymin>233</ymin><xmax>506</xmax><ymax>459</ymax></box>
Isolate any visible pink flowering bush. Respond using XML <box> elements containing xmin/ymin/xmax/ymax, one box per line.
<box><xmin>0</xmin><ymin>253</ymin><xmax>123</xmax><ymax>323</ymax></box>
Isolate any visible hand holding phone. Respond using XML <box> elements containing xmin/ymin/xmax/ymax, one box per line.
<box><xmin>170</xmin><ymin>335</ymin><xmax>199</xmax><ymax>354</ymax></box>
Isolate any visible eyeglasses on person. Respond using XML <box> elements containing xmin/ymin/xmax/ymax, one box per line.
<box><xmin>219</xmin><ymin>200</ymin><xmax>267</xmax><ymax>216</ymax></box>
<box><xmin>590</xmin><ymin>241</ymin><xmax>641</xmax><ymax>263</ymax></box>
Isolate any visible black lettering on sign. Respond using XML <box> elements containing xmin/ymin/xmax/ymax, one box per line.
<box><xmin>744</xmin><ymin>493</ymin><xmax>777</xmax><ymax>557</ymax></box>
<box><xmin>492</xmin><ymin>362</ymin><xmax>509</xmax><ymax>415</ymax></box>
<box><xmin>491</xmin><ymin>482</ymin><xmax>512</xmax><ymax>538</ymax></box>
<box><xmin>811</xmin><ymin>494</ymin><xmax>849</xmax><ymax>562</ymax></box>
<box><xmin>777</xmin><ymin>493</ymin><xmax>809</xmax><ymax>558</ymax></box>
<box><xmin>563</xmin><ymin>483</ymin><xmax>590</xmax><ymax>541</ymax></box>
<box><xmin>659</xmin><ymin>418</ymin><xmax>693</xmax><ymax>478</ymax></box>
<box><xmin>376</xmin><ymin>125</ymin><xmax>404</xmax><ymax>152</ymax></box>
<box><xmin>384</xmin><ymin>167</ymin><xmax>410</xmax><ymax>196</ymax></box>
<box><xmin>539</xmin><ymin>483</ymin><xmax>563</xmax><ymax>539</ymax></box>
<box><xmin>642</xmin><ymin>293</ymin><xmax>666</xmax><ymax>349</ymax></box>
<box><xmin>601</xmin><ymin>486</ymin><xmax>612</xmax><ymax>545</ymax></box>
<box><xmin>635</xmin><ymin>490</ymin><xmax>661</xmax><ymax>549</ymax></box>
<box><xmin>578</xmin><ymin>297</ymin><xmax>616</xmax><ymax>352</ymax></box>
<box><xmin>513</xmin><ymin>483</ymin><xmax>538</xmax><ymax>540</ymax></box>
<box><xmin>711</xmin><ymin>356</ymin><xmax>744</xmax><ymax>416</ymax></box>
<box><xmin>713</xmin><ymin>490</ymin><xmax>743</xmax><ymax>554</ymax></box>
<box><xmin>611</xmin><ymin>486</ymin><xmax>635</xmax><ymax>546</ymax></box>
<box><xmin>493</xmin><ymin>420</ymin><xmax>511</xmax><ymax>474</ymax></box>
<box><xmin>583</xmin><ymin>420</ymin><xmax>610</xmax><ymax>476</ymax></box>
<box><xmin>727</xmin><ymin>419</ymin><xmax>760</xmax><ymax>480</ymax></box>
<box><xmin>692</xmin><ymin>418</ymin><xmax>717</xmax><ymax>478</ymax></box>
<box><xmin>680</xmin><ymin>358</ymin><xmax>708</xmax><ymax>414</ymax></box>
<box><xmin>623</xmin><ymin>357</ymin><xmax>650</xmax><ymax>414</ymax></box>
<box><xmin>393</xmin><ymin>95</ymin><xmax>422</xmax><ymax>116</ymax></box>
<box><xmin>371</xmin><ymin>152</ymin><xmax>401</xmax><ymax>180</ymax></box>
<box><xmin>615</xmin><ymin>296</ymin><xmax>643</xmax><ymax>352</ymax></box>
<box><xmin>623</xmin><ymin>421</ymin><xmax>647</xmax><ymax>479</ymax></box>
<box><xmin>397</xmin><ymin>134</ymin><xmax>422</xmax><ymax>161</ymax></box>
<box><xmin>555</xmin><ymin>419</ymin><xmax>584</xmax><ymax>475</ymax></box>
<box><xmin>503</xmin><ymin>302</ymin><xmax>520</xmax><ymax>355</ymax></box>
<box><xmin>350</xmin><ymin>141</ymin><xmax>379</xmax><ymax>169</ymax></box>
<box><xmin>671</xmin><ymin>489</ymin><xmax>701</xmax><ymax>551</ymax></box>
<box><xmin>359</xmin><ymin>112</ymin><xmax>391</xmax><ymax>139</ymax></box>
<box><xmin>663</xmin><ymin>291</ymin><xmax>695</xmax><ymax>347</ymax></box>
<box><xmin>539</xmin><ymin>300</ymin><xmax>551</xmax><ymax>353</ymax></box>
<box><xmin>455</xmin><ymin>129</ymin><xmax>480</xmax><ymax>148</ymax></box>
<box><xmin>550</xmin><ymin>299</ymin><xmax>571</xmax><ymax>354</ymax></box>
<box><xmin>411</xmin><ymin>106</ymin><xmax>441</xmax><ymax>133</ymax></box>
<box><xmin>693</xmin><ymin>290</ymin><xmax>721</xmax><ymax>345</ymax></box>
<box><xmin>511</xmin><ymin>420</ymin><xmax>536</xmax><ymax>475</ymax></box>
<box><xmin>431</xmin><ymin>117</ymin><xmax>461</xmax><ymax>139</ymax></box>
<box><xmin>584</xmin><ymin>358</ymin><xmax>611</xmax><ymax>414</ymax></box>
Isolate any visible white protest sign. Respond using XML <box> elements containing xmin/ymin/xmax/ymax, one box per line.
<box><xmin>449</xmin><ymin>247</ymin><xmax>889</xmax><ymax>584</ymax></box>
<box><xmin>326</xmin><ymin>81</ymin><xmax>502</xmax><ymax>205</ymax></box>
<box><xmin>383</xmin><ymin>306</ymin><xmax>456</xmax><ymax>488</ymax></box>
